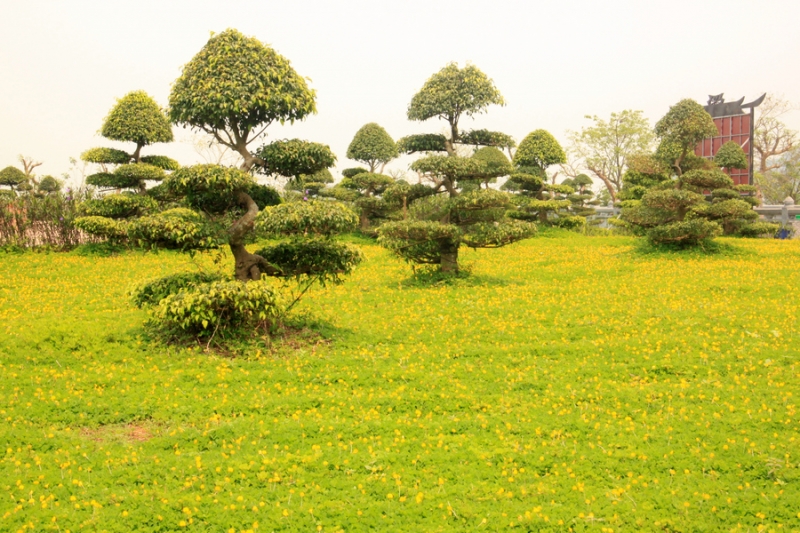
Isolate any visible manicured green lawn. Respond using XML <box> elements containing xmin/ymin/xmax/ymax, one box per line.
<box><xmin>1</xmin><ymin>236</ymin><xmax>799</xmax><ymax>532</ymax></box>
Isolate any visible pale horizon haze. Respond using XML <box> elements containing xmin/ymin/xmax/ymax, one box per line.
<box><xmin>1</xmin><ymin>0</ymin><xmax>799</xmax><ymax>184</ymax></box>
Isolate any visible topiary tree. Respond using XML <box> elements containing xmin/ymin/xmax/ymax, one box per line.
<box><xmin>378</xmin><ymin>63</ymin><xmax>533</xmax><ymax>273</ymax></box>
<box><xmin>622</xmin><ymin>99</ymin><xmax>774</xmax><ymax>244</ymax></box>
<box><xmin>169</xmin><ymin>29</ymin><xmax>316</xmax><ymax>172</ymax></box>
<box><xmin>561</xmin><ymin>174</ymin><xmax>598</xmax><ymax>218</ymax></box>
<box><xmin>81</xmin><ymin>91</ymin><xmax>177</xmax><ymax>194</ymax></box>
<box><xmin>101</xmin><ymin>90</ymin><xmax>174</xmax><ymax>162</ymax></box>
<box><xmin>346</xmin><ymin>123</ymin><xmax>399</xmax><ymax>173</ymax></box>
<box><xmin>0</xmin><ymin>166</ymin><xmax>28</xmax><ymax>194</ymax></box>
<box><xmin>504</xmin><ymin>130</ymin><xmax>573</xmax><ymax>225</ymax></box>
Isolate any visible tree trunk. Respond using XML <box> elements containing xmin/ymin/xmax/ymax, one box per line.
<box><xmin>439</xmin><ymin>240</ymin><xmax>459</xmax><ymax>273</ymax></box>
<box><xmin>359</xmin><ymin>211</ymin><xmax>370</xmax><ymax>231</ymax></box>
<box><xmin>229</xmin><ymin>191</ymin><xmax>280</xmax><ymax>281</ymax></box>
<box><xmin>132</xmin><ymin>144</ymin><xmax>143</xmax><ymax>163</ymax></box>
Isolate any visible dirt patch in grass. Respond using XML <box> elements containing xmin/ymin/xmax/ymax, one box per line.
<box><xmin>81</xmin><ymin>421</ymin><xmax>161</xmax><ymax>444</ymax></box>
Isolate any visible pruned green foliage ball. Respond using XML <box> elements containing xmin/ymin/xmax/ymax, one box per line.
<box><xmin>0</xmin><ymin>166</ymin><xmax>27</xmax><ymax>187</ymax></box>
<box><xmin>460</xmin><ymin>129</ymin><xmax>515</xmax><ymax>149</ymax></box>
<box><xmin>78</xmin><ymin>194</ymin><xmax>158</xmax><ymax>218</ymax></box>
<box><xmin>679</xmin><ymin>169</ymin><xmax>734</xmax><ymax>190</ymax></box>
<box><xmin>115</xmin><ymin>163</ymin><xmax>166</xmax><ymax>183</ymax></box>
<box><xmin>128</xmin><ymin>212</ymin><xmax>218</xmax><ymax>250</ymax></box>
<box><xmin>341</xmin><ymin>167</ymin><xmax>369</xmax><ymax>179</ymax></box>
<box><xmin>102</xmin><ymin>90</ymin><xmax>173</xmax><ymax>146</ymax></box>
<box><xmin>164</xmin><ymin>164</ymin><xmax>254</xmax><ymax>213</ymax></box>
<box><xmin>378</xmin><ymin>220</ymin><xmax>460</xmax><ymax>265</ymax></box>
<box><xmin>714</xmin><ymin>141</ymin><xmax>748</xmax><ymax>170</ymax></box>
<box><xmin>346</xmin><ymin>123</ymin><xmax>398</xmax><ymax>171</ymax></box>
<box><xmin>450</xmin><ymin>189</ymin><xmax>510</xmax><ymax>225</ymax></box>
<box><xmin>246</xmin><ymin>183</ymin><xmax>282</xmax><ymax>210</ymax></box>
<box><xmin>407</xmin><ymin>63</ymin><xmax>505</xmax><ymax>122</ymax></box>
<box><xmin>73</xmin><ymin>216</ymin><xmax>128</xmax><ymax>239</ymax></box>
<box><xmin>151</xmin><ymin>279</ymin><xmax>280</xmax><ymax>335</ymax></box>
<box><xmin>80</xmin><ymin>147</ymin><xmax>131</xmax><ymax>165</ymax></box>
<box><xmin>256</xmin><ymin>239</ymin><xmax>362</xmax><ymax>284</ymax></box>
<box><xmin>132</xmin><ymin>272</ymin><xmax>227</xmax><ymax>308</ymax></box>
<box><xmin>256</xmin><ymin>200</ymin><xmax>358</xmax><ymax>237</ymax></box>
<box><xmin>139</xmin><ymin>155</ymin><xmax>181</xmax><ymax>171</ymax></box>
<box><xmin>646</xmin><ymin>218</ymin><xmax>722</xmax><ymax>245</ymax></box>
<box><xmin>86</xmin><ymin>172</ymin><xmax>140</xmax><ymax>190</ymax></box>
<box><xmin>396</xmin><ymin>133</ymin><xmax>448</xmax><ymax>154</ymax></box>
<box><xmin>513</xmin><ymin>130</ymin><xmax>566</xmax><ymax>169</ymax></box>
<box><xmin>461</xmin><ymin>219</ymin><xmax>536</xmax><ymax>248</ymax></box>
<box><xmin>169</xmin><ymin>29</ymin><xmax>316</xmax><ymax>134</ymax></box>
<box><xmin>255</xmin><ymin>139</ymin><xmax>336</xmax><ymax>178</ymax></box>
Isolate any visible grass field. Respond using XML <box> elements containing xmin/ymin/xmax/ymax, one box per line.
<box><xmin>1</xmin><ymin>235</ymin><xmax>799</xmax><ymax>532</ymax></box>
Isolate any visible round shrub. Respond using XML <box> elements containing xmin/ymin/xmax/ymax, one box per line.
<box><xmin>256</xmin><ymin>200</ymin><xmax>358</xmax><ymax>237</ymax></box>
<box><xmin>140</xmin><ymin>155</ymin><xmax>181</xmax><ymax>170</ymax></box>
<box><xmin>151</xmin><ymin>279</ymin><xmax>281</xmax><ymax>335</ymax></box>
<box><xmin>80</xmin><ymin>147</ymin><xmax>131</xmax><ymax>165</ymax></box>
<box><xmin>255</xmin><ymin>239</ymin><xmax>363</xmax><ymax>284</ymax></box>
<box><xmin>132</xmin><ymin>271</ymin><xmax>227</xmax><ymax>308</ymax></box>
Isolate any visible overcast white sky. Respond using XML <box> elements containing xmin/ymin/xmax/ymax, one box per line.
<box><xmin>1</xmin><ymin>0</ymin><xmax>798</xmax><ymax>184</ymax></box>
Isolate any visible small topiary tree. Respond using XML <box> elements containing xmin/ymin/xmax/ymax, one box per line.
<box><xmin>378</xmin><ymin>63</ymin><xmax>533</xmax><ymax>273</ymax></box>
<box><xmin>0</xmin><ymin>166</ymin><xmax>28</xmax><ymax>194</ymax></box>
<box><xmin>346</xmin><ymin>123</ymin><xmax>399</xmax><ymax>173</ymax></box>
<box><xmin>561</xmin><ymin>174</ymin><xmax>598</xmax><ymax>218</ymax></box>
<box><xmin>81</xmin><ymin>91</ymin><xmax>177</xmax><ymax>195</ymax></box>
<box><xmin>503</xmin><ymin>130</ymin><xmax>574</xmax><ymax>225</ymax></box>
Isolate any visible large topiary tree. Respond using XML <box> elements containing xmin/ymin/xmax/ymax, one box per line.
<box><xmin>346</xmin><ymin>123</ymin><xmax>399</xmax><ymax>173</ymax></box>
<box><xmin>378</xmin><ymin>63</ymin><xmax>534</xmax><ymax>273</ymax></box>
<box><xmin>622</xmin><ymin>99</ymin><xmax>775</xmax><ymax>244</ymax></box>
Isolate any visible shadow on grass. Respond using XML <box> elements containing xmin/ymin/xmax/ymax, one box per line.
<box><xmin>135</xmin><ymin>309</ymin><xmax>352</xmax><ymax>359</ymax></box>
<box><xmin>396</xmin><ymin>264</ymin><xmax>515</xmax><ymax>289</ymax></box>
<box><xmin>70</xmin><ymin>242</ymin><xmax>129</xmax><ymax>257</ymax></box>
<box><xmin>626</xmin><ymin>238</ymin><xmax>758</xmax><ymax>260</ymax></box>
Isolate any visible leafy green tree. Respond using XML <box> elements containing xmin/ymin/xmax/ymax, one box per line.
<box><xmin>346</xmin><ymin>123</ymin><xmax>398</xmax><ymax>173</ymax></box>
<box><xmin>568</xmin><ymin>110</ymin><xmax>655</xmax><ymax>203</ymax></box>
<box><xmin>379</xmin><ymin>63</ymin><xmax>533</xmax><ymax>273</ymax></box>
<box><xmin>169</xmin><ymin>29</ymin><xmax>316</xmax><ymax>172</ymax></box>
<box><xmin>756</xmin><ymin>145</ymin><xmax>800</xmax><ymax>203</ymax></box>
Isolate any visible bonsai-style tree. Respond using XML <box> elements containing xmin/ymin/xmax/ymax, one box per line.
<box><xmin>0</xmin><ymin>166</ymin><xmax>28</xmax><ymax>195</ymax></box>
<box><xmin>623</xmin><ymin>99</ymin><xmax>774</xmax><ymax>244</ymax></box>
<box><xmin>378</xmin><ymin>63</ymin><xmax>533</xmax><ymax>273</ymax></box>
<box><xmin>561</xmin><ymin>174</ymin><xmax>598</xmax><ymax>218</ymax></box>
<box><xmin>81</xmin><ymin>91</ymin><xmax>177</xmax><ymax>194</ymax></box>
<box><xmin>346</xmin><ymin>123</ymin><xmax>399</xmax><ymax>173</ymax></box>
<box><xmin>503</xmin><ymin>130</ymin><xmax>576</xmax><ymax>226</ymax></box>
<box><xmin>169</xmin><ymin>29</ymin><xmax>316</xmax><ymax>172</ymax></box>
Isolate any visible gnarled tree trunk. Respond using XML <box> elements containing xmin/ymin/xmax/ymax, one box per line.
<box><xmin>229</xmin><ymin>191</ymin><xmax>280</xmax><ymax>281</ymax></box>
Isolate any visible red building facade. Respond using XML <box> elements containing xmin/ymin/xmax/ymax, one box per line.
<box><xmin>694</xmin><ymin>94</ymin><xmax>765</xmax><ymax>186</ymax></box>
